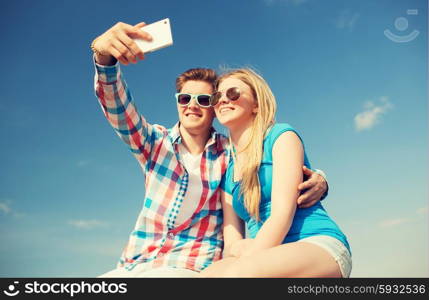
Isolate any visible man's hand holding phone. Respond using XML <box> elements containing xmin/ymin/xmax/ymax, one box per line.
<box><xmin>91</xmin><ymin>22</ymin><xmax>153</xmax><ymax>66</ymax></box>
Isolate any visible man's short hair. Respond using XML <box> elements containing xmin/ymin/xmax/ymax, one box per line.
<box><xmin>176</xmin><ymin>68</ymin><xmax>218</xmax><ymax>92</ymax></box>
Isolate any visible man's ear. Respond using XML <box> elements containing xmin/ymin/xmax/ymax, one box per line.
<box><xmin>210</xmin><ymin>107</ymin><xmax>217</xmax><ymax>119</ymax></box>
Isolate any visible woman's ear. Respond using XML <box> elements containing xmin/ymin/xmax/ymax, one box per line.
<box><xmin>252</xmin><ymin>103</ymin><xmax>258</xmax><ymax>114</ymax></box>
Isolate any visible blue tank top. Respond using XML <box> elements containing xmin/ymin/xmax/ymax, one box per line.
<box><xmin>222</xmin><ymin>123</ymin><xmax>351</xmax><ymax>253</ymax></box>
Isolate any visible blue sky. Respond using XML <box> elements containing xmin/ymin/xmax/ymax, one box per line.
<box><xmin>0</xmin><ymin>0</ymin><xmax>427</xmax><ymax>277</ymax></box>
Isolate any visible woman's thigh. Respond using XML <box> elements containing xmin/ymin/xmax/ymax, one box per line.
<box><xmin>217</xmin><ymin>241</ymin><xmax>343</xmax><ymax>278</ymax></box>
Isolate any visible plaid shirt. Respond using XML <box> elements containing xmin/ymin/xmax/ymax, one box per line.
<box><xmin>94</xmin><ymin>62</ymin><xmax>229</xmax><ymax>272</ymax></box>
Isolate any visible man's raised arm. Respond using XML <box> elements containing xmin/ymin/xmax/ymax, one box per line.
<box><xmin>91</xmin><ymin>22</ymin><xmax>161</xmax><ymax>169</ymax></box>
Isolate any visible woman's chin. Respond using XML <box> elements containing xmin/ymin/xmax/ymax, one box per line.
<box><xmin>217</xmin><ymin>117</ymin><xmax>235</xmax><ymax>128</ymax></box>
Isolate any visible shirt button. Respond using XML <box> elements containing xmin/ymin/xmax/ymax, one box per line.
<box><xmin>167</xmin><ymin>232</ymin><xmax>175</xmax><ymax>239</ymax></box>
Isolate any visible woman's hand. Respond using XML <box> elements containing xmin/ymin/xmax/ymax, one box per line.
<box><xmin>226</xmin><ymin>239</ymin><xmax>254</xmax><ymax>258</ymax></box>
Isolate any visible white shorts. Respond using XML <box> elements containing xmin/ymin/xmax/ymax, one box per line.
<box><xmin>299</xmin><ymin>235</ymin><xmax>352</xmax><ymax>278</ymax></box>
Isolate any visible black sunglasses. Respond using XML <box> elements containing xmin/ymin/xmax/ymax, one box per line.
<box><xmin>175</xmin><ymin>93</ymin><xmax>212</xmax><ymax>108</ymax></box>
<box><xmin>210</xmin><ymin>87</ymin><xmax>241</xmax><ymax>106</ymax></box>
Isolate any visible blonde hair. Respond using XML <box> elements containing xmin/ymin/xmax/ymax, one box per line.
<box><xmin>217</xmin><ymin>68</ymin><xmax>277</xmax><ymax>220</ymax></box>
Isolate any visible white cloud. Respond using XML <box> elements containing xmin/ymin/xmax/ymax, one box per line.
<box><xmin>336</xmin><ymin>9</ymin><xmax>360</xmax><ymax>31</ymax></box>
<box><xmin>378</xmin><ymin>207</ymin><xmax>428</xmax><ymax>229</ymax></box>
<box><xmin>354</xmin><ymin>96</ymin><xmax>393</xmax><ymax>132</ymax></box>
<box><xmin>0</xmin><ymin>202</ymin><xmax>11</xmax><ymax>214</ymax></box>
<box><xmin>68</xmin><ymin>219</ymin><xmax>108</xmax><ymax>230</ymax></box>
<box><xmin>417</xmin><ymin>206</ymin><xmax>429</xmax><ymax>215</ymax></box>
<box><xmin>347</xmin><ymin>213</ymin><xmax>428</xmax><ymax>277</ymax></box>
<box><xmin>379</xmin><ymin>218</ymin><xmax>409</xmax><ymax>228</ymax></box>
<box><xmin>0</xmin><ymin>200</ymin><xmax>26</xmax><ymax>218</ymax></box>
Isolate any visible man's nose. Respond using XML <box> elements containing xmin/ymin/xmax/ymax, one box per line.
<box><xmin>188</xmin><ymin>96</ymin><xmax>199</xmax><ymax>108</ymax></box>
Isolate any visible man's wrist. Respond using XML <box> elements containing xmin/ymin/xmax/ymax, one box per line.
<box><xmin>94</xmin><ymin>53</ymin><xmax>117</xmax><ymax>66</ymax></box>
<box><xmin>91</xmin><ymin>36</ymin><xmax>117</xmax><ymax>66</ymax></box>
<box><xmin>94</xmin><ymin>55</ymin><xmax>121</xmax><ymax>84</ymax></box>
<box><xmin>313</xmin><ymin>168</ymin><xmax>327</xmax><ymax>180</ymax></box>
<box><xmin>314</xmin><ymin>169</ymin><xmax>329</xmax><ymax>200</ymax></box>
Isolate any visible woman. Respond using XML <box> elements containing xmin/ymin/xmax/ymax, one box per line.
<box><xmin>198</xmin><ymin>68</ymin><xmax>352</xmax><ymax>277</ymax></box>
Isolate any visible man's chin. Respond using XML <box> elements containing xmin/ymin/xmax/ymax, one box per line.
<box><xmin>181</xmin><ymin>121</ymin><xmax>210</xmax><ymax>134</ymax></box>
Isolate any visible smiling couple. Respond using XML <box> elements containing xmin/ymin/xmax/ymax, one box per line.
<box><xmin>91</xmin><ymin>21</ymin><xmax>351</xmax><ymax>278</ymax></box>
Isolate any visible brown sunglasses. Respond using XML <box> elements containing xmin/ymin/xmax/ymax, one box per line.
<box><xmin>210</xmin><ymin>87</ymin><xmax>241</xmax><ymax>106</ymax></box>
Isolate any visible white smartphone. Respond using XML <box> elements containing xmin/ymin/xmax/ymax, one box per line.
<box><xmin>135</xmin><ymin>18</ymin><xmax>173</xmax><ymax>53</ymax></box>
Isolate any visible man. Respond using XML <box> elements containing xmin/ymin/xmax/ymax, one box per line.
<box><xmin>91</xmin><ymin>22</ymin><xmax>328</xmax><ymax>277</ymax></box>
